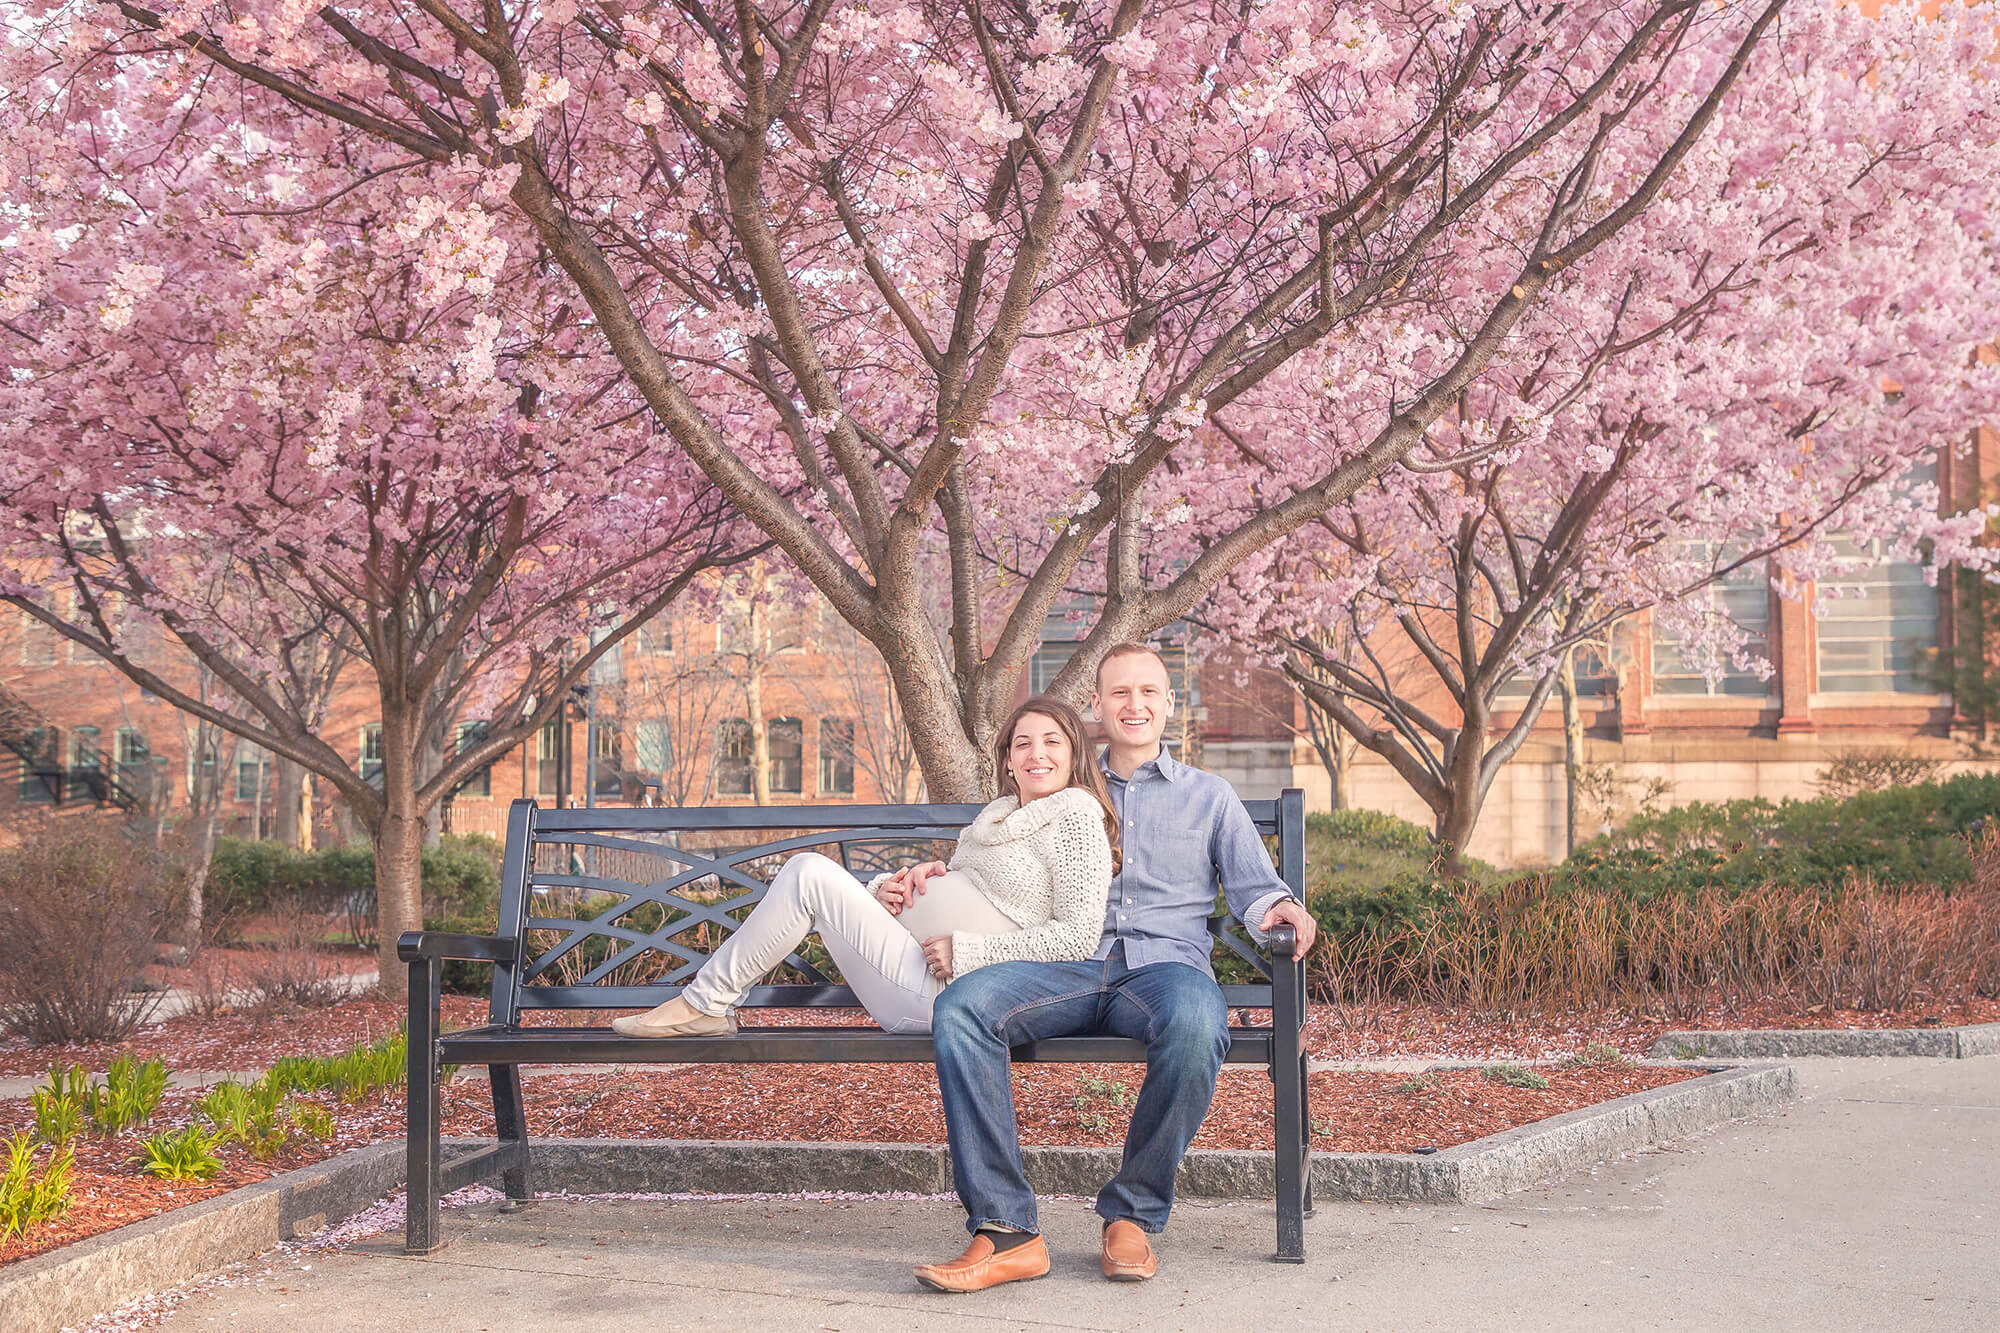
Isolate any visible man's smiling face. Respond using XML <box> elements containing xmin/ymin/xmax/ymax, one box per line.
<box><xmin>1092</xmin><ymin>650</ymin><xmax>1174</xmax><ymax>753</ymax></box>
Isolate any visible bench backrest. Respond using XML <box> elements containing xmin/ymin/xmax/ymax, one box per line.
<box><xmin>483</xmin><ymin>792</ymin><xmax>1307</xmax><ymax>1026</ymax></box>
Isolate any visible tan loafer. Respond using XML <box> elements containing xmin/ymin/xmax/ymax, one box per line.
<box><xmin>1100</xmin><ymin>1219</ymin><xmax>1157</xmax><ymax>1281</ymax></box>
<box><xmin>609</xmin><ymin>995</ymin><xmax>737</xmax><ymax>1038</ymax></box>
<box><xmin>914</xmin><ymin>1232</ymin><xmax>1049</xmax><ymax>1292</ymax></box>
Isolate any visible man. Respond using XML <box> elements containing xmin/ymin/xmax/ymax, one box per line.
<box><xmin>907</xmin><ymin>642</ymin><xmax>1318</xmax><ymax>1292</ymax></box>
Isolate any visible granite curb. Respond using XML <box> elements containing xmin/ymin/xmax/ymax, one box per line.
<box><xmin>1649</xmin><ymin>1022</ymin><xmax>2000</xmax><ymax>1059</ymax></box>
<box><xmin>0</xmin><ymin>1062</ymin><xmax>1791</xmax><ymax>1331</ymax></box>
<box><xmin>0</xmin><ymin>1140</ymin><xmax>403</xmax><ymax>1333</ymax></box>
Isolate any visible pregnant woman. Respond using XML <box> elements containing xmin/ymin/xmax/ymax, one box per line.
<box><xmin>611</xmin><ymin>695</ymin><xmax>1118</xmax><ymax>1037</ymax></box>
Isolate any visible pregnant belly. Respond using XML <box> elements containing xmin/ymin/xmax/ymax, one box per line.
<box><xmin>891</xmin><ymin>870</ymin><xmax>1024</xmax><ymax>940</ymax></box>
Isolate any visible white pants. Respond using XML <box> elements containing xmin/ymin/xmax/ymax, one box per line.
<box><xmin>679</xmin><ymin>852</ymin><xmax>1017</xmax><ymax>1034</ymax></box>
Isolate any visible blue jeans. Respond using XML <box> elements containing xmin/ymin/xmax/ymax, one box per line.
<box><xmin>930</xmin><ymin>946</ymin><xmax>1230</xmax><ymax>1235</ymax></box>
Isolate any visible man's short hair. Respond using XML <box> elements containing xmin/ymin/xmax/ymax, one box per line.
<box><xmin>1095</xmin><ymin>641</ymin><xmax>1169</xmax><ymax>687</ymax></box>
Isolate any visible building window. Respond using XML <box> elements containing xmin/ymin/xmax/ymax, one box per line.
<box><xmin>768</xmin><ymin>717</ymin><xmax>803</xmax><ymax>795</ymax></box>
<box><xmin>453</xmin><ymin>722</ymin><xmax>492</xmax><ymax>799</ymax></box>
<box><xmin>635</xmin><ymin>616</ymin><xmax>673</xmax><ymax>655</ymax></box>
<box><xmin>234</xmin><ymin>741</ymin><xmax>270</xmax><ymax>802</ymax></box>
<box><xmin>1815</xmin><ymin>537</ymin><xmax>1940</xmax><ymax>693</ymax></box>
<box><xmin>593</xmin><ymin>725</ymin><xmax>623</xmax><ymax>798</ymax></box>
<box><xmin>66</xmin><ymin>726</ymin><xmax>101</xmax><ymax>802</ymax></box>
<box><xmin>114</xmin><ymin>726</ymin><xmax>149</xmax><ymax>795</ymax></box>
<box><xmin>536</xmin><ymin>720</ymin><xmax>561</xmax><ymax>797</ymax></box>
<box><xmin>1029</xmin><ymin>640</ymin><xmax>1080</xmax><ymax>694</ymax></box>
<box><xmin>818</xmin><ymin>718</ymin><xmax>855</xmax><ymax>796</ymax></box>
<box><xmin>713</xmin><ymin>717</ymin><xmax>753</xmax><ymax>796</ymax></box>
<box><xmin>1652</xmin><ymin>554</ymin><xmax>1774</xmax><ymax>697</ymax></box>
<box><xmin>17</xmin><ymin>726</ymin><xmax>59</xmax><ymax>803</ymax></box>
<box><xmin>1493</xmin><ymin>644</ymin><xmax>1616</xmax><ymax>702</ymax></box>
<box><xmin>635</xmin><ymin>719</ymin><xmax>673</xmax><ymax>775</ymax></box>
<box><xmin>359</xmin><ymin>723</ymin><xmax>384</xmax><ymax>784</ymax></box>
<box><xmin>17</xmin><ymin>609</ymin><xmax>56</xmax><ymax>666</ymax></box>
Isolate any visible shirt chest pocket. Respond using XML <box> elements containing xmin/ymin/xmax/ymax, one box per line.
<box><xmin>1131</xmin><ymin>827</ymin><xmax>1207</xmax><ymax>874</ymax></box>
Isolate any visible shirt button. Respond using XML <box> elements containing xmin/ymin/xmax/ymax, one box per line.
<box><xmin>1124</xmin><ymin>897</ymin><xmax>1132</xmax><ymax>904</ymax></box>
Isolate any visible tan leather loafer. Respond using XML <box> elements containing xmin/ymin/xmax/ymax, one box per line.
<box><xmin>1100</xmin><ymin>1219</ymin><xmax>1157</xmax><ymax>1281</ymax></box>
<box><xmin>609</xmin><ymin>996</ymin><xmax>737</xmax><ymax>1038</ymax></box>
<box><xmin>914</xmin><ymin>1232</ymin><xmax>1049</xmax><ymax>1292</ymax></box>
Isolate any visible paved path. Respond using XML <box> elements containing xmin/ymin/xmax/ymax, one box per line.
<box><xmin>145</xmin><ymin>1056</ymin><xmax>1996</xmax><ymax>1332</ymax></box>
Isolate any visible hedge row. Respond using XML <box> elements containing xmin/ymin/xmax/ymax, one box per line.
<box><xmin>207</xmin><ymin>833</ymin><xmax>502</xmax><ymax>989</ymax></box>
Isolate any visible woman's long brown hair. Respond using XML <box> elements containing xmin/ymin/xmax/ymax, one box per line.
<box><xmin>992</xmin><ymin>695</ymin><xmax>1122</xmax><ymax>875</ymax></box>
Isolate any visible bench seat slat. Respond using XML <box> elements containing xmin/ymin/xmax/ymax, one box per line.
<box><xmin>437</xmin><ymin>1027</ymin><xmax>1275</xmax><ymax>1066</ymax></box>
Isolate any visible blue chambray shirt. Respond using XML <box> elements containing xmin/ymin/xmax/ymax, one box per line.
<box><xmin>1094</xmin><ymin>747</ymin><xmax>1297</xmax><ymax>977</ymax></box>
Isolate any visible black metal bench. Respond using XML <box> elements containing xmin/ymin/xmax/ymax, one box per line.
<box><xmin>398</xmin><ymin>793</ymin><xmax>1313</xmax><ymax>1260</ymax></box>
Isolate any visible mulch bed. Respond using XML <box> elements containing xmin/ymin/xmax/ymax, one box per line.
<box><xmin>0</xmin><ymin>1059</ymin><xmax>1695</xmax><ymax>1269</ymax></box>
<box><xmin>13</xmin><ymin>989</ymin><xmax>1995</xmax><ymax>1078</ymax></box>
<box><xmin>434</xmin><ymin>1060</ymin><xmax>1698</xmax><ymax>1155</ymax></box>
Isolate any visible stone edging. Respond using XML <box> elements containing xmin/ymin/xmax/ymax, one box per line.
<box><xmin>0</xmin><ymin>1141</ymin><xmax>404</xmax><ymax>1333</ymax></box>
<box><xmin>0</xmin><ymin>1062</ymin><xmax>1791</xmax><ymax>1333</ymax></box>
<box><xmin>1648</xmin><ymin>1023</ymin><xmax>2000</xmax><ymax>1060</ymax></box>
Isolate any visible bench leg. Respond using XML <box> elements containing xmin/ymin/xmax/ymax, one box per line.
<box><xmin>406</xmin><ymin>957</ymin><xmax>443</xmax><ymax>1255</ymax></box>
<box><xmin>1273</xmin><ymin>1047</ymin><xmax>1307</xmax><ymax>1263</ymax></box>
<box><xmin>490</xmin><ymin>1064</ymin><xmax>533</xmax><ymax>1206</ymax></box>
<box><xmin>1271</xmin><ymin>955</ymin><xmax>1308</xmax><ymax>1263</ymax></box>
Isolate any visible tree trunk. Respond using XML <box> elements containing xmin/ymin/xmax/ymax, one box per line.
<box><xmin>879</xmin><ymin>624</ymin><xmax>991</xmax><ymax>802</ymax></box>
<box><xmin>273</xmin><ymin>756</ymin><xmax>305</xmax><ymax>849</ymax></box>
<box><xmin>371</xmin><ymin>703</ymin><xmax>427</xmax><ymax>1003</ymax></box>
<box><xmin>181</xmin><ymin>809</ymin><xmax>216</xmax><ymax>950</ymax></box>
<box><xmin>1559</xmin><ymin>649</ymin><xmax>1584</xmax><ymax>858</ymax></box>
<box><xmin>1433</xmin><ymin>716</ymin><xmax>1489</xmax><ymax>878</ymax></box>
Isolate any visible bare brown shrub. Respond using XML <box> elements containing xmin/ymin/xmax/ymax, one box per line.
<box><xmin>1312</xmin><ymin>857</ymin><xmax>2000</xmax><ymax>1019</ymax></box>
<box><xmin>0</xmin><ymin>815</ymin><xmax>173</xmax><ymax>1043</ymax></box>
<box><xmin>244</xmin><ymin>891</ymin><xmax>346</xmax><ymax>1009</ymax></box>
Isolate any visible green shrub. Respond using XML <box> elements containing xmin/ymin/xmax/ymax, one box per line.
<box><xmin>1483</xmin><ymin>1064</ymin><xmax>1551</xmax><ymax>1091</ymax></box>
<box><xmin>0</xmin><ymin>1132</ymin><xmax>74</xmax><ymax>1238</ymax></box>
<box><xmin>205</xmin><ymin>834</ymin><xmax>501</xmax><ymax>986</ymax></box>
<box><xmin>134</xmin><ymin>1127</ymin><xmax>224</xmax><ymax>1182</ymax></box>
<box><xmin>1572</xmin><ymin>772</ymin><xmax>2000</xmax><ymax>894</ymax></box>
<box><xmin>89</xmin><ymin>1055</ymin><xmax>167</xmax><ymax>1134</ymax></box>
<box><xmin>263</xmin><ymin>1030</ymin><xmax>407</xmax><ymax>1105</ymax></box>
<box><xmin>194</xmin><ymin>1080</ymin><xmax>288</xmax><ymax>1160</ymax></box>
<box><xmin>1562</xmin><ymin>1043</ymin><xmax>1633</xmax><ymax>1069</ymax></box>
<box><xmin>31</xmin><ymin>1065</ymin><xmax>90</xmax><ymax>1148</ymax></box>
<box><xmin>288</xmin><ymin>1102</ymin><xmax>337</xmax><ymax>1143</ymax></box>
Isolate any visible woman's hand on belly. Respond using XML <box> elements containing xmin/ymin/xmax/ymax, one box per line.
<box><xmin>921</xmin><ymin>935</ymin><xmax>953</xmax><ymax>981</ymax></box>
<box><xmin>875</xmin><ymin>859</ymin><xmax>949</xmax><ymax>915</ymax></box>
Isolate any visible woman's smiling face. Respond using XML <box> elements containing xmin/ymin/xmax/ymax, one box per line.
<box><xmin>1007</xmin><ymin>711</ymin><xmax>1074</xmax><ymax>801</ymax></box>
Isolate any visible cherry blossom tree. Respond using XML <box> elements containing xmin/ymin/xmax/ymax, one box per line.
<box><xmin>1200</xmin><ymin>0</ymin><xmax>2000</xmax><ymax>866</ymax></box>
<box><xmin>0</xmin><ymin>113</ymin><xmax>751</xmax><ymax>994</ymax></box>
<box><xmin>4</xmin><ymin>0</ymin><xmax>1827</xmax><ymax>798</ymax></box>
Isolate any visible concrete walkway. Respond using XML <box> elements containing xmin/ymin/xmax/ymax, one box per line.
<box><xmin>147</xmin><ymin>1057</ymin><xmax>1995</xmax><ymax>1332</ymax></box>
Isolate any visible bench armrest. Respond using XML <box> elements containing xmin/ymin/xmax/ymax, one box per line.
<box><xmin>1266</xmin><ymin>922</ymin><xmax>1299</xmax><ymax>959</ymax></box>
<box><xmin>397</xmin><ymin>930</ymin><xmax>518</xmax><ymax>965</ymax></box>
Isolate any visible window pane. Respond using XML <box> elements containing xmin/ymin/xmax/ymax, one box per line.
<box><xmin>537</xmin><ymin>720</ymin><xmax>561</xmax><ymax>796</ymax></box>
<box><xmin>17</xmin><ymin>726</ymin><xmax>58</xmax><ymax>803</ymax></box>
<box><xmin>768</xmin><ymin>717</ymin><xmax>803</xmax><ymax>795</ymax></box>
<box><xmin>1653</xmin><ymin>550</ymin><xmax>1773</xmax><ymax>697</ymax></box>
<box><xmin>360</xmin><ymin>723</ymin><xmax>384</xmax><ymax>784</ymax></box>
<box><xmin>235</xmin><ymin>741</ymin><xmax>267</xmax><ymax>802</ymax></box>
<box><xmin>454</xmin><ymin>722</ymin><xmax>492</xmax><ymax>799</ymax></box>
<box><xmin>713</xmin><ymin>718</ymin><xmax>753</xmax><ymax>796</ymax></box>
<box><xmin>592</xmin><ymin>725</ymin><xmax>623</xmax><ymax>798</ymax></box>
<box><xmin>17</xmin><ymin>610</ymin><xmax>55</xmax><ymax>666</ymax></box>
<box><xmin>635</xmin><ymin>720</ymin><xmax>673</xmax><ymax>774</ymax></box>
<box><xmin>818</xmin><ymin>718</ymin><xmax>855</xmax><ymax>796</ymax></box>
<box><xmin>1815</xmin><ymin>537</ymin><xmax>1939</xmax><ymax>693</ymax></box>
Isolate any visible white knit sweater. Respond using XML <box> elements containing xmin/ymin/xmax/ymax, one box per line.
<box><xmin>942</xmin><ymin>786</ymin><xmax>1115</xmax><ymax>977</ymax></box>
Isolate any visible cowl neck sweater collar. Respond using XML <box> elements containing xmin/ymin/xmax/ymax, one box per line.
<box><xmin>964</xmin><ymin>786</ymin><xmax>1098</xmax><ymax>845</ymax></box>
